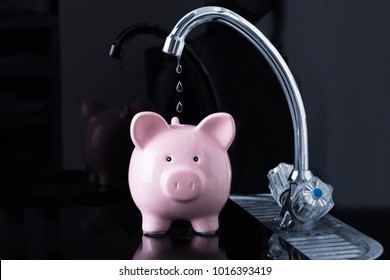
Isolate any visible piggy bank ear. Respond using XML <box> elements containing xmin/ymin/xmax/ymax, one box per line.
<box><xmin>130</xmin><ymin>111</ymin><xmax>170</xmax><ymax>149</ymax></box>
<box><xmin>197</xmin><ymin>113</ymin><xmax>236</xmax><ymax>150</ymax></box>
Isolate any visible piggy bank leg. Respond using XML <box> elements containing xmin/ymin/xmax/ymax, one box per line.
<box><xmin>191</xmin><ymin>216</ymin><xmax>219</xmax><ymax>235</ymax></box>
<box><xmin>141</xmin><ymin>214</ymin><xmax>171</xmax><ymax>235</ymax></box>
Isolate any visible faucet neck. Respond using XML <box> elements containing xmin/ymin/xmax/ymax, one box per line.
<box><xmin>163</xmin><ymin>6</ymin><xmax>310</xmax><ymax>175</ymax></box>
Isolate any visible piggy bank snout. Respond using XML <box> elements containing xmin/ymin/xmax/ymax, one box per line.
<box><xmin>162</xmin><ymin>168</ymin><xmax>203</xmax><ymax>202</ymax></box>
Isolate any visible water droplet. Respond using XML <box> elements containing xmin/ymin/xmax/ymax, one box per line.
<box><xmin>176</xmin><ymin>101</ymin><xmax>183</xmax><ymax>113</ymax></box>
<box><xmin>176</xmin><ymin>56</ymin><xmax>182</xmax><ymax>74</ymax></box>
<box><xmin>176</xmin><ymin>81</ymin><xmax>183</xmax><ymax>93</ymax></box>
<box><xmin>176</xmin><ymin>64</ymin><xmax>182</xmax><ymax>74</ymax></box>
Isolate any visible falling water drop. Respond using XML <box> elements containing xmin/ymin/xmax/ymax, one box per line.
<box><xmin>176</xmin><ymin>64</ymin><xmax>183</xmax><ymax>74</ymax></box>
<box><xmin>176</xmin><ymin>101</ymin><xmax>183</xmax><ymax>113</ymax></box>
<box><xmin>176</xmin><ymin>81</ymin><xmax>183</xmax><ymax>93</ymax></box>
<box><xmin>176</xmin><ymin>56</ymin><xmax>182</xmax><ymax>74</ymax></box>
<box><xmin>175</xmin><ymin>56</ymin><xmax>183</xmax><ymax>114</ymax></box>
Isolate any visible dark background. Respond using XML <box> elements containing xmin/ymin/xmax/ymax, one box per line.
<box><xmin>0</xmin><ymin>0</ymin><xmax>389</xmax><ymax>259</ymax></box>
<box><xmin>60</xmin><ymin>0</ymin><xmax>390</xmax><ymax>209</ymax></box>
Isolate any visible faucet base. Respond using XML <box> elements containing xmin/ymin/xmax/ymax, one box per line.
<box><xmin>274</xmin><ymin>210</ymin><xmax>294</xmax><ymax>229</ymax></box>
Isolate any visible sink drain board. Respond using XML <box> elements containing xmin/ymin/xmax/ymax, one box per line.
<box><xmin>230</xmin><ymin>194</ymin><xmax>383</xmax><ymax>260</ymax></box>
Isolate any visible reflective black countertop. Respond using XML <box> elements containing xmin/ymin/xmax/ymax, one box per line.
<box><xmin>0</xmin><ymin>200</ymin><xmax>274</xmax><ymax>260</ymax></box>
<box><xmin>0</xmin><ymin>171</ymin><xmax>388</xmax><ymax>260</ymax></box>
<box><xmin>0</xmin><ymin>171</ymin><xmax>275</xmax><ymax>260</ymax></box>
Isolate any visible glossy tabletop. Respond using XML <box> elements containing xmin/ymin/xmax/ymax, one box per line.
<box><xmin>0</xmin><ymin>171</ymin><xmax>386</xmax><ymax>260</ymax></box>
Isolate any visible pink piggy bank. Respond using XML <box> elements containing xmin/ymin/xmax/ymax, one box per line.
<box><xmin>128</xmin><ymin>111</ymin><xmax>236</xmax><ymax>235</ymax></box>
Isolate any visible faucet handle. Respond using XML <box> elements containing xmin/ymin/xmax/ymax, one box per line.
<box><xmin>268</xmin><ymin>163</ymin><xmax>335</xmax><ymax>230</ymax></box>
<box><xmin>291</xmin><ymin>176</ymin><xmax>334</xmax><ymax>223</ymax></box>
<box><xmin>267</xmin><ymin>162</ymin><xmax>294</xmax><ymax>207</ymax></box>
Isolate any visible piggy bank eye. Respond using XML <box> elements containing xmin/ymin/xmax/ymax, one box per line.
<box><xmin>193</xmin><ymin>156</ymin><xmax>199</xmax><ymax>162</ymax></box>
<box><xmin>166</xmin><ymin>156</ymin><xmax>172</xmax><ymax>162</ymax></box>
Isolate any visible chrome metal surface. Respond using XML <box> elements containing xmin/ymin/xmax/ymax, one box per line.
<box><xmin>230</xmin><ymin>194</ymin><xmax>384</xmax><ymax>260</ymax></box>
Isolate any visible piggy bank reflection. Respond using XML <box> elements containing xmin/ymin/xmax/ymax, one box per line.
<box><xmin>128</xmin><ymin>112</ymin><xmax>236</xmax><ymax>235</ymax></box>
<box><xmin>81</xmin><ymin>98</ymin><xmax>155</xmax><ymax>189</ymax></box>
<box><xmin>133</xmin><ymin>235</ymin><xmax>228</xmax><ymax>260</ymax></box>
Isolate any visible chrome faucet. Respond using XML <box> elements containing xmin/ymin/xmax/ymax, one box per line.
<box><xmin>162</xmin><ymin>6</ymin><xmax>334</xmax><ymax>230</ymax></box>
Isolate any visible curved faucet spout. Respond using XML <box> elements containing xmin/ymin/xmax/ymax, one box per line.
<box><xmin>162</xmin><ymin>6</ymin><xmax>311</xmax><ymax>180</ymax></box>
<box><xmin>109</xmin><ymin>23</ymin><xmax>169</xmax><ymax>60</ymax></box>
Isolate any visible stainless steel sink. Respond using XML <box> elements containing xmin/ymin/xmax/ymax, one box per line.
<box><xmin>230</xmin><ymin>193</ymin><xmax>384</xmax><ymax>260</ymax></box>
